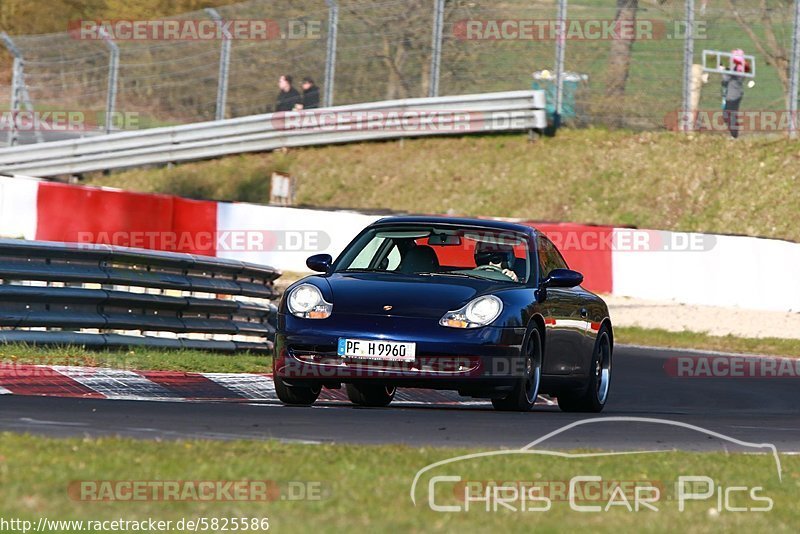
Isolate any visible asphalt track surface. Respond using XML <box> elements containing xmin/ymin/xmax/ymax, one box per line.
<box><xmin>1</xmin><ymin>345</ymin><xmax>799</xmax><ymax>452</ymax></box>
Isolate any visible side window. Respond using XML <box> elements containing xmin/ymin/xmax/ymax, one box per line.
<box><xmin>537</xmin><ymin>237</ymin><xmax>568</xmax><ymax>281</ymax></box>
<box><xmin>354</xmin><ymin>239</ymin><xmax>403</xmax><ymax>271</ymax></box>
<box><xmin>348</xmin><ymin>236</ymin><xmax>385</xmax><ymax>269</ymax></box>
<box><xmin>550</xmin><ymin>240</ymin><xmax>568</xmax><ymax>271</ymax></box>
<box><xmin>385</xmin><ymin>245</ymin><xmax>402</xmax><ymax>270</ymax></box>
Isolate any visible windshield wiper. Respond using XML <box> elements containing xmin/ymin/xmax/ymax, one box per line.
<box><xmin>421</xmin><ymin>271</ymin><xmax>488</xmax><ymax>280</ymax></box>
<box><xmin>340</xmin><ymin>268</ymin><xmax>401</xmax><ymax>274</ymax></box>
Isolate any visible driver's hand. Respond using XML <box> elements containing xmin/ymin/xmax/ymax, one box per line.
<box><xmin>502</xmin><ymin>268</ymin><xmax>518</xmax><ymax>282</ymax></box>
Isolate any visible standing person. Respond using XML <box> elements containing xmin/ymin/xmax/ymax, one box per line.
<box><xmin>721</xmin><ymin>49</ymin><xmax>747</xmax><ymax>139</ymax></box>
<box><xmin>275</xmin><ymin>74</ymin><xmax>302</xmax><ymax>112</ymax></box>
<box><xmin>301</xmin><ymin>77</ymin><xmax>321</xmax><ymax>109</ymax></box>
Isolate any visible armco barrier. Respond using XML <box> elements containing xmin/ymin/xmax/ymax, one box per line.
<box><xmin>0</xmin><ymin>239</ymin><xmax>280</xmax><ymax>352</ymax></box>
<box><xmin>0</xmin><ymin>91</ymin><xmax>546</xmax><ymax>177</ymax></box>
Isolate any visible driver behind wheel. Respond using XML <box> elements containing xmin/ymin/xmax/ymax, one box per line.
<box><xmin>474</xmin><ymin>242</ymin><xmax>519</xmax><ymax>282</ymax></box>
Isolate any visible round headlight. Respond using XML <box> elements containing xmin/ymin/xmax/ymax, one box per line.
<box><xmin>441</xmin><ymin>295</ymin><xmax>503</xmax><ymax>328</ymax></box>
<box><xmin>465</xmin><ymin>295</ymin><xmax>503</xmax><ymax>325</ymax></box>
<box><xmin>288</xmin><ymin>284</ymin><xmax>323</xmax><ymax>314</ymax></box>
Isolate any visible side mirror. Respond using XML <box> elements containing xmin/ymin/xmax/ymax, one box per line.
<box><xmin>306</xmin><ymin>253</ymin><xmax>332</xmax><ymax>273</ymax></box>
<box><xmin>542</xmin><ymin>268</ymin><xmax>583</xmax><ymax>288</ymax></box>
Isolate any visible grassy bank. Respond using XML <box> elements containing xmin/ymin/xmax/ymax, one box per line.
<box><xmin>84</xmin><ymin>130</ymin><xmax>800</xmax><ymax>243</ymax></box>
<box><xmin>615</xmin><ymin>327</ymin><xmax>800</xmax><ymax>358</ymax></box>
<box><xmin>0</xmin><ymin>345</ymin><xmax>270</xmax><ymax>374</ymax></box>
<box><xmin>0</xmin><ymin>433</ymin><xmax>796</xmax><ymax>532</ymax></box>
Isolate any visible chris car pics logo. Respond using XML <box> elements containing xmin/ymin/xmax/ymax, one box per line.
<box><xmin>410</xmin><ymin>417</ymin><xmax>780</xmax><ymax>514</ymax></box>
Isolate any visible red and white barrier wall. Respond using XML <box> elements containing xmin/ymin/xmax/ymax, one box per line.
<box><xmin>1</xmin><ymin>175</ymin><xmax>798</xmax><ymax>312</ymax></box>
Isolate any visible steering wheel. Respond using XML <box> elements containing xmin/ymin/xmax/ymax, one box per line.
<box><xmin>475</xmin><ymin>264</ymin><xmax>505</xmax><ymax>274</ymax></box>
<box><xmin>476</xmin><ymin>263</ymin><xmax>518</xmax><ymax>281</ymax></box>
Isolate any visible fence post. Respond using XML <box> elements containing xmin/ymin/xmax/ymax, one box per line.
<box><xmin>205</xmin><ymin>8</ymin><xmax>231</xmax><ymax>121</ymax></box>
<box><xmin>1</xmin><ymin>33</ymin><xmax>43</xmax><ymax>145</ymax></box>
<box><xmin>324</xmin><ymin>0</ymin><xmax>339</xmax><ymax>107</ymax></box>
<box><xmin>681</xmin><ymin>0</ymin><xmax>695</xmax><ymax>132</ymax></box>
<box><xmin>7</xmin><ymin>58</ymin><xmax>22</xmax><ymax>146</ymax></box>
<box><xmin>97</xmin><ymin>26</ymin><xmax>120</xmax><ymax>133</ymax></box>
<box><xmin>554</xmin><ymin>0</ymin><xmax>567</xmax><ymax>127</ymax></box>
<box><xmin>429</xmin><ymin>0</ymin><xmax>445</xmax><ymax>97</ymax></box>
<box><xmin>788</xmin><ymin>0</ymin><xmax>800</xmax><ymax>139</ymax></box>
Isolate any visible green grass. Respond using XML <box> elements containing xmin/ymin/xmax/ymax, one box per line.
<box><xmin>84</xmin><ymin>130</ymin><xmax>800</xmax><ymax>243</ymax></box>
<box><xmin>0</xmin><ymin>344</ymin><xmax>270</xmax><ymax>374</ymax></box>
<box><xmin>616</xmin><ymin>327</ymin><xmax>800</xmax><ymax>358</ymax></box>
<box><xmin>0</xmin><ymin>433</ymin><xmax>797</xmax><ymax>532</ymax></box>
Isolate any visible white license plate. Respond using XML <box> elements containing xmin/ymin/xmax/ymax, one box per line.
<box><xmin>337</xmin><ymin>338</ymin><xmax>416</xmax><ymax>361</ymax></box>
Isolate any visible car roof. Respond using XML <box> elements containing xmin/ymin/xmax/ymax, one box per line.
<box><xmin>371</xmin><ymin>215</ymin><xmax>538</xmax><ymax>236</ymax></box>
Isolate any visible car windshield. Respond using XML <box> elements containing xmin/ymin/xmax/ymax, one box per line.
<box><xmin>335</xmin><ymin>225</ymin><xmax>530</xmax><ymax>284</ymax></box>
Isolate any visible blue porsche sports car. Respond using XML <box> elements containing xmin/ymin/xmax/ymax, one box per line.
<box><xmin>274</xmin><ymin>216</ymin><xmax>613</xmax><ymax>412</ymax></box>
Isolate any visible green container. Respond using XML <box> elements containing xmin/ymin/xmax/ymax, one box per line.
<box><xmin>532</xmin><ymin>72</ymin><xmax>585</xmax><ymax>121</ymax></box>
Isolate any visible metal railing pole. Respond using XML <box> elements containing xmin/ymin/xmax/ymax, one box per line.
<box><xmin>2</xmin><ymin>33</ymin><xmax>24</xmax><ymax>145</ymax></box>
<box><xmin>205</xmin><ymin>8</ymin><xmax>231</xmax><ymax>121</ymax></box>
<box><xmin>97</xmin><ymin>26</ymin><xmax>120</xmax><ymax>133</ymax></box>
<box><xmin>428</xmin><ymin>0</ymin><xmax>445</xmax><ymax>97</ymax></box>
<box><xmin>681</xmin><ymin>0</ymin><xmax>695</xmax><ymax>132</ymax></box>
<box><xmin>324</xmin><ymin>0</ymin><xmax>339</xmax><ymax>107</ymax></box>
<box><xmin>7</xmin><ymin>58</ymin><xmax>22</xmax><ymax>146</ymax></box>
<box><xmin>554</xmin><ymin>0</ymin><xmax>567</xmax><ymax>127</ymax></box>
<box><xmin>788</xmin><ymin>0</ymin><xmax>800</xmax><ymax>139</ymax></box>
<box><xmin>2</xmin><ymin>33</ymin><xmax>43</xmax><ymax>144</ymax></box>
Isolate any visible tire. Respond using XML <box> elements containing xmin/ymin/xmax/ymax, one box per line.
<box><xmin>274</xmin><ymin>375</ymin><xmax>321</xmax><ymax>406</ymax></box>
<box><xmin>492</xmin><ymin>327</ymin><xmax>542</xmax><ymax>412</ymax></box>
<box><xmin>557</xmin><ymin>327</ymin><xmax>612</xmax><ymax>413</ymax></box>
<box><xmin>346</xmin><ymin>383</ymin><xmax>396</xmax><ymax>407</ymax></box>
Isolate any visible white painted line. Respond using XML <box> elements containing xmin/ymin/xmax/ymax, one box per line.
<box><xmin>19</xmin><ymin>417</ymin><xmax>88</xmax><ymax>427</ymax></box>
<box><xmin>202</xmin><ymin>373</ymin><xmax>276</xmax><ymax>400</ymax></box>
<box><xmin>51</xmin><ymin>366</ymin><xmax>178</xmax><ymax>400</ymax></box>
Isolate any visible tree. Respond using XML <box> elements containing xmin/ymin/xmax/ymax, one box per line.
<box><xmin>344</xmin><ymin>0</ymin><xmax>432</xmax><ymax>100</ymax></box>
<box><xmin>726</xmin><ymin>0</ymin><xmax>793</xmax><ymax>106</ymax></box>
<box><xmin>605</xmin><ymin>0</ymin><xmax>639</xmax><ymax>100</ymax></box>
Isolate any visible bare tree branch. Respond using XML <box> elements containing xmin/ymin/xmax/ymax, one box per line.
<box><xmin>726</xmin><ymin>0</ymin><xmax>790</xmax><ymax>104</ymax></box>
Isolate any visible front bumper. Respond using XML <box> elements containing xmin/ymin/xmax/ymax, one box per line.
<box><xmin>274</xmin><ymin>313</ymin><xmax>527</xmax><ymax>392</ymax></box>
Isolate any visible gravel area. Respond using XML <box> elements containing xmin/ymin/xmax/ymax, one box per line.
<box><xmin>604</xmin><ymin>294</ymin><xmax>800</xmax><ymax>340</ymax></box>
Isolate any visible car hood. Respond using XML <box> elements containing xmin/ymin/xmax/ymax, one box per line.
<box><xmin>322</xmin><ymin>271</ymin><xmax>503</xmax><ymax>319</ymax></box>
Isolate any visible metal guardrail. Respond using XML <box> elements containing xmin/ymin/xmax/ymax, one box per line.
<box><xmin>0</xmin><ymin>90</ymin><xmax>546</xmax><ymax>177</ymax></box>
<box><xmin>0</xmin><ymin>240</ymin><xmax>280</xmax><ymax>353</ymax></box>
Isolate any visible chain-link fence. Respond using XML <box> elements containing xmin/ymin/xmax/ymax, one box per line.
<box><xmin>1</xmin><ymin>0</ymin><xmax>799</xmax><ymax>145</ymax></box>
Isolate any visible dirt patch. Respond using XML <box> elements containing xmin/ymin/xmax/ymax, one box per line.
<box><xmin>604</xmin><ymin>294</ymin><xmax>800</xmax><ymax>340</ymax></box>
